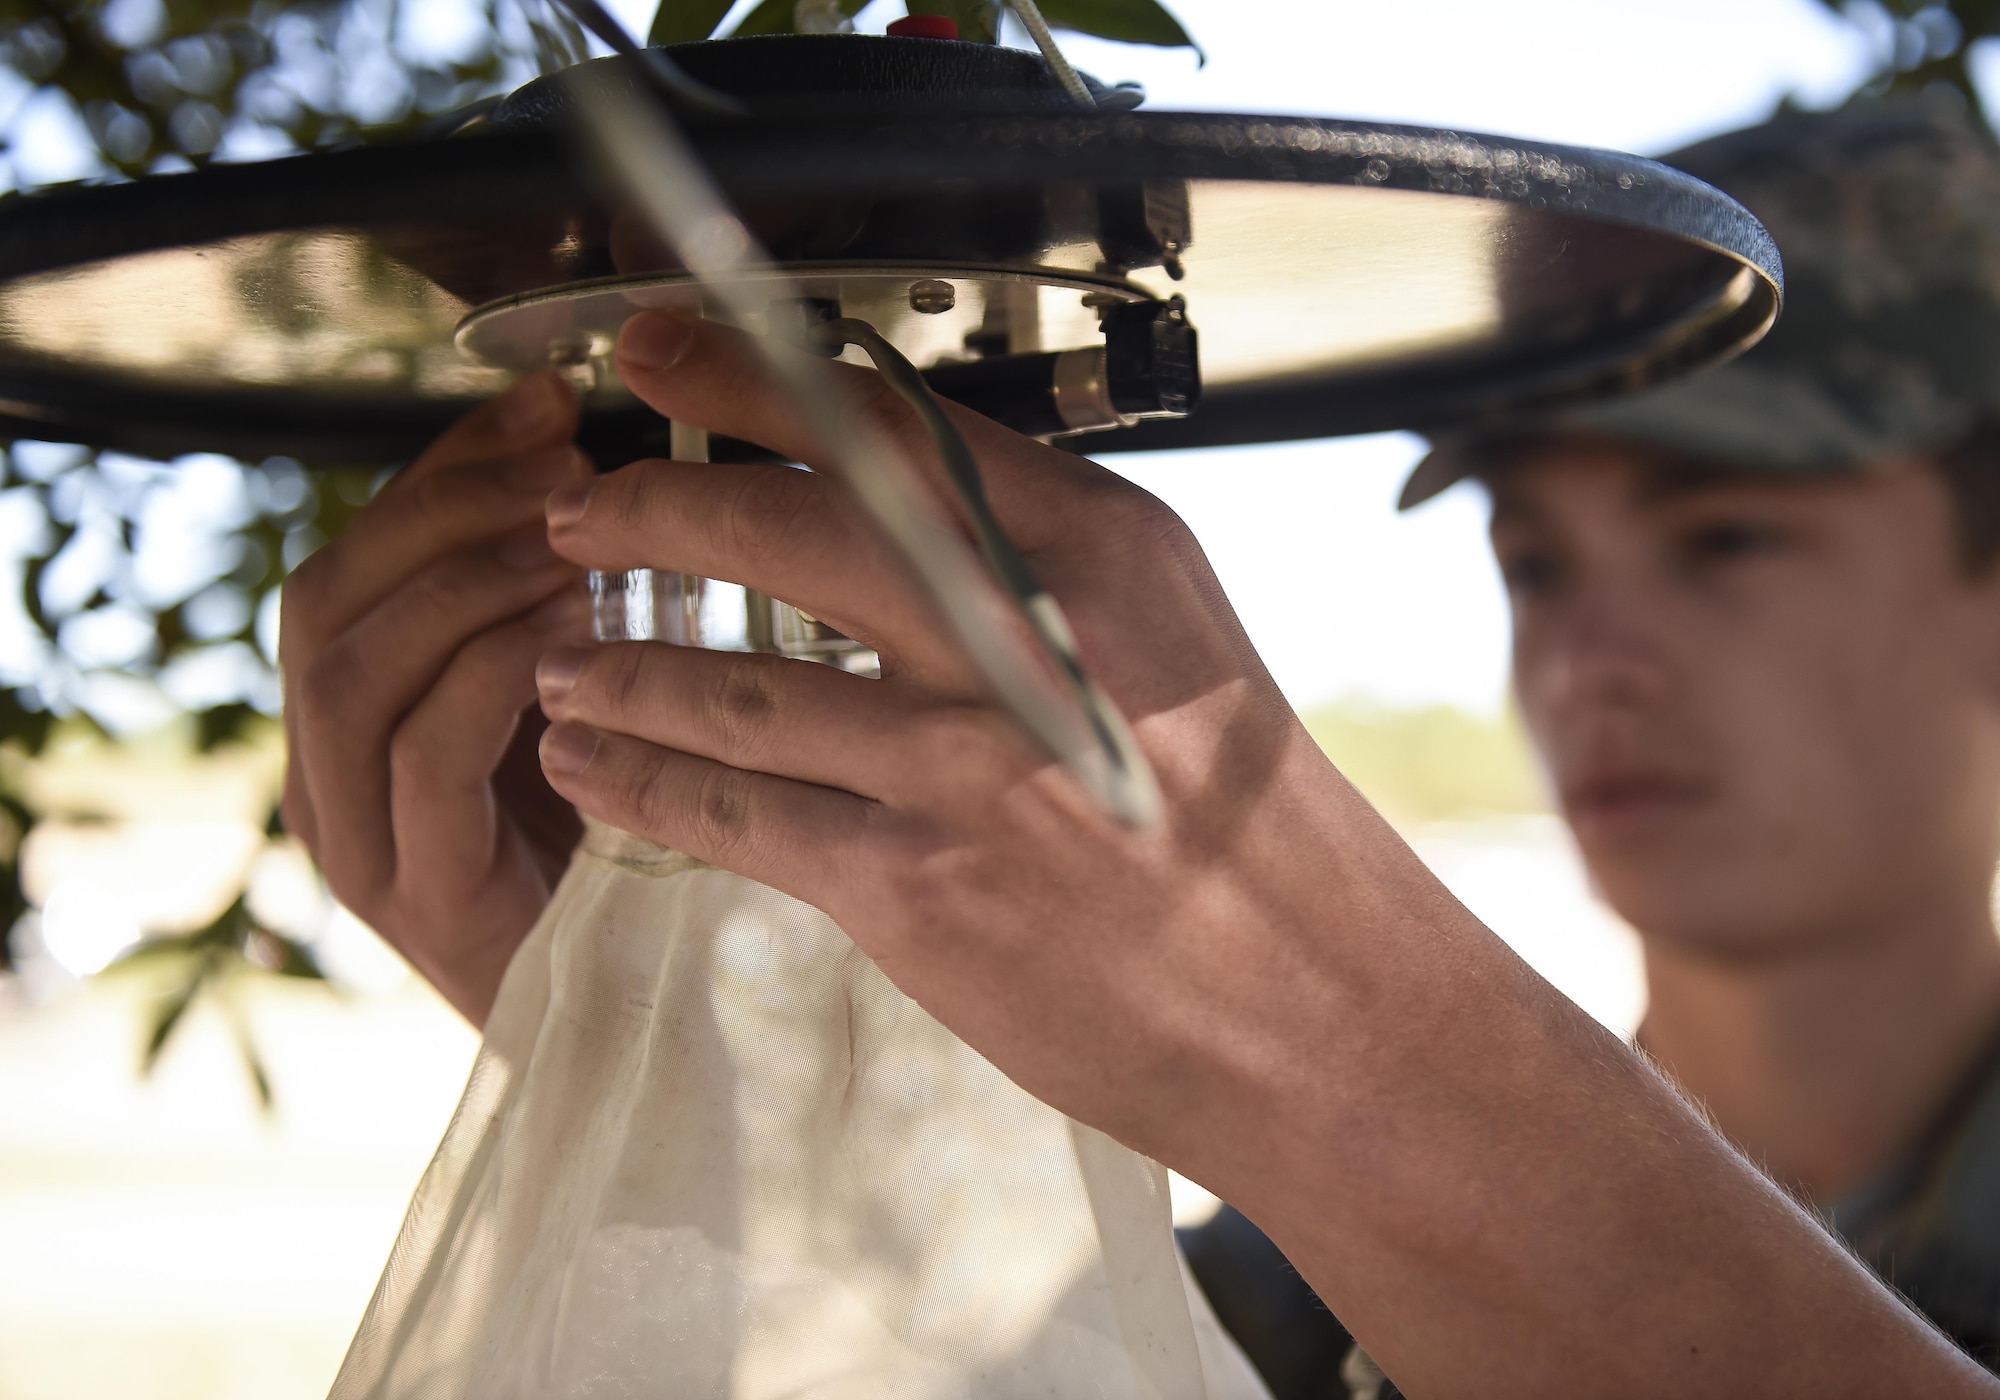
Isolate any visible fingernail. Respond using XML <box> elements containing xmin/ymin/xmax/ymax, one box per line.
<box><xmin>498</xmin><ymin>373</ymin><xmax>565</xmax><ymax>436</ymax></box>
<box><xmin>536</xmin><ymin>646</ymin><xmax>588</xmax><ymax>700</ymax></box>
<box><xmin>540</xmin><ymin>722</ymin><xmax>599</xmax><ymax>777</ymax></box>
<box><xmin>620</xmin><ymin>313</ymin><xmax>696</xmax><ymax>371</ymax></box>
<box><xmin>547</xmin><ymin>481</ymin><xmax>593</xmax><ymax>529</ymax></box>
<box><xmin>496</xmin><ymin>529</ymin><xmax>556</xmax><ymax>571</ymax></box>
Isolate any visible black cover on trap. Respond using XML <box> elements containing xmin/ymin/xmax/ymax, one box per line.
<box><xmin>0</xmin><ymin>35</ymin><xmax>1782</xmax><ymax>464</ymax></box>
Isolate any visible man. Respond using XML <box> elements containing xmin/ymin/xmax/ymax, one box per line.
<box><xmin>277</xmin><ymin>114</ymin><xmax>1997</xmax><ymax>1395</ymax></box>
<box><xmin>1185</xmin><ymin>99</ymin><xmax>2000</xmax><ymax>1395</ymax></box>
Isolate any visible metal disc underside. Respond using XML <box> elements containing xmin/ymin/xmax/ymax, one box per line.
<box><xmin>0</xmin><ymin>108</ymin><xmax>1782</xmax><ymax>464</ymax></box>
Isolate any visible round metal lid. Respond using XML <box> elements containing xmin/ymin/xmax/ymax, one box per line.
<box><xmin>0</xmin><ymin>100</ymin><xmax>1780</xmax><ymax>464</ymax></box>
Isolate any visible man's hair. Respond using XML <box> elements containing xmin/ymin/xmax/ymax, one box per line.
<box><xmin>1935</xmin><ymin>423</ymin><xmax>2000</xmax><ymax>573</ymax></box>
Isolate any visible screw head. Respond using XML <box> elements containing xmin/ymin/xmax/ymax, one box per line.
<box><xmin>908</xmin><ymin>278</ymin><xmax>956</xmax><ymax>315</ymax></box>
<box><xmin>546</xmin><ymin>335</ymin><xmax>601</xmax><ymax>392</ymax></box>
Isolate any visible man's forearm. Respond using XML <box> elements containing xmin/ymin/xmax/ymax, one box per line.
<box><xmin>1159</xmin><ymin>767</ymin><xmax>1983</xmax><ymax>1394</ymax></box>
<box><xmin>528</xmin><ymin>311</ymin><xmax>1996</xmax><ymax>1396</ymax></box>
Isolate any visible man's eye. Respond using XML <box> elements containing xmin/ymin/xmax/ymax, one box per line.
<box><xmin>1682</xmin><ymin>521</ymin><xmax>1781</xmax><ymax>564</ymax></box>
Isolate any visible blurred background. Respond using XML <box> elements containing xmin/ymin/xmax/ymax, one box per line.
<box><xmin>0</xmin><ymin>0</ymin><xmax>1965</xmax><ymax>1394</ymax></box>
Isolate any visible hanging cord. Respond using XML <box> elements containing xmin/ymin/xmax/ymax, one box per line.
<box><xmin>561</xmin><ymin>70</ymin><xmax>1162</xmax><ymax>828</ymax></box>
<box><xmin>553</xmin><ymin>0</ymin><xmax>748</xmax><ymax>118</ymax></box>
<box><xmin>1003</xmin><ymin>0</ymin><xmax>1097</xmax><ymax>110</ymax></box>
<box><xmin>821</xmin><ymin>317</ymin><xmax>1159</xmax><ymax>819</ymax></box>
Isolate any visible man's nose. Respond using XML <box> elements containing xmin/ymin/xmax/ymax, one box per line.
<box><xmin>1522</xmin><ymin>591</ymin><xmax>1674</xmax><ymax>718</ymax></box>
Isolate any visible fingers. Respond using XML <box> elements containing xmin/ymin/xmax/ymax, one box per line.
<box><xmin>286</xmin><ymin>442</ymin><xmax>591</xmax><ymax>658</ymax></box>
<box><xmin>616</xmin><ymin>312</ymin><xmax>910</xmax><ymax>472</ymax></box>
<box><xmin>374</xmin><ymin>589</ymin><xmax>590</xmax><ymax>1018</ymax></box>
<box><xmin>535</xmin><ymin>642</ymin><xmax>1035</xmax><ymax>807</ymax></box>
<box><xmin>405</xmin><ymin>370</ymin><xmax>580</xmax><ymax>481</ymax></box>
<box><xmin>291</xmin><ymin>538</ymin><xmax>583</xmax><ymax>897</ymax></box>
<box><xmin>614</xmin><ymin>312</ymin><xmax>1109</xmax><ymax>548</ymax></box>
<box><xmin>537</xmin><ymin>721</ymin><xmax>876</xmax><ymax>904</ymax></box>
<box><xmin>282</xmin><ymin>377</ymin><xmax>587</xmax><ymax>864</ymax></box>
<box><xmin>391</xmin><ymin>589</ymin><xmax>592</xmax><ymax>893</ymax></box>
<box><xmin>282</xmin><ymin>372</ymin><xmax>586</xmax><ymax>660</ymax></box>
<box><xmin>544</xmin><ymin>458</ymin><xmax>953</xmax><ymax>670</ymax></box>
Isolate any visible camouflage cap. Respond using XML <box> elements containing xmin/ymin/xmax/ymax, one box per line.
<box><xmin>1400</xmin><ymin>98</ymin><xmax>2000</xmax><ymax>509</ymax></box>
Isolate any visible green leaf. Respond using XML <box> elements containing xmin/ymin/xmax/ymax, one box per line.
<box><xmin>242</xmin><ymin>1039</ymin><xmax>273</xmax><ymax>1109</ymax></box>
<box><xmin>0</xmin><ymin>790</ymin><xmax>27</xmax><ymax>974</ymax></box>
<box><xmin>107</xmin><ymin>897</ymin><xmax>252</xmax><ymax>982</ymax></box>
<box><xmin>194</xmin><ymin>701</ymin><xmax>259</xmax><ymax>752</ymax></box>
<box><xmin>0</xmin><ymin>687</ymin><xmax>53</xmax><ymax>756</ymax></box>
<box><xmin>249</xmin><ymin>927</ymin><xmax>328</xmax><ymax>982</ymax></box>
<box><xmin>647</xmin><ymin>0</ymin><xmax>740</xmax><ymax>45</ymax></box>
<box><xmin>104</xmin><ymin>939</ymin><xmax>205</xmax><ymax>975</ymax></box>
<box><xmin>728</xmin><ymin>0</ymin><xmax>871</xmax><ymax>37</ymax></box>
<box><xmin>141</xmin><ymin>969</ymin><xmax>205</xmax><ymax>1073</ymax></box>
<box><xmin>225</xmin><ymin>1003</ymin><xmax>274</xmax><ymax>1111</ymax></box>
<box><xmin>182</xmin><ymin>900</ymin><xmax>250</xmax><ymax>953</ymax></box>
<box><xmin>20</xmin><ymin>528</ymin><xmax>72</xmax><ymax>640</ymax></box>
<box><xmin>1034</xmin><ymin>0</ymin><xmax>1196</xmax><ymax>51</ymax></box>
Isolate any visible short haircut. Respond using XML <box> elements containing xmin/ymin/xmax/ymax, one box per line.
<box><xmin>1934</xmin><ymin>422</ymin><xmax>2000</xmax><ymax>573</ymax></box>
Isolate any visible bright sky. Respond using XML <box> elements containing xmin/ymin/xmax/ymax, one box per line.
<box><xmin>617</xmin><ymin>0</ymin><xmax>1888</xmax><ymax>714</ymax></box>
<box><xmin>1068</xmin><ymin>0</ymin><xmax>1882</xmax><ymax>715</ymax></box>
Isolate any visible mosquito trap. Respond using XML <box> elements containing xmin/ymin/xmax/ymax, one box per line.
<box><xmin>0</xmin><ymin>16</ymin><xmax>1780</xmax><ymax>1398</ymax></box>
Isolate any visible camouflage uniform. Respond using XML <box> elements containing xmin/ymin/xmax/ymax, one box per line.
<box><xmin>1832</xmin><ymin>1030</ymin><xmax>2000</xmax><ymax>1368</ymax></box>
<box><xmin>1189</xmin><ymin>100</ymin><xmax>2000</xmax><ymax>1398</ymax></box>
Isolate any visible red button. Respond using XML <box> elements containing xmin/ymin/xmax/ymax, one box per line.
<box><xmin>886</xmin><ymin>14</ymin><xmax>959</xmax><ymax>39</ymax></box>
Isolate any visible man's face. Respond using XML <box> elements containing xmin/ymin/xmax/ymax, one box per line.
<box><xmin>1492</xmin><ymin>438</ymin><xmax>2000</xmax><ymax>961</ymax></box>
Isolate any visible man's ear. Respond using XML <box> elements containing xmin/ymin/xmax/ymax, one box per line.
<box><xmin>1922</xmin><ymin>438</ymin><xmax>2000</xmax><ymax>701</ymax></box>
<box><xmin>1962</xmin><ymin>552</ymin><xmax>2000</xmax><ymax>704</ymax></box>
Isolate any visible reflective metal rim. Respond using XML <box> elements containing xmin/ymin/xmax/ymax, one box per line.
<box><xmin>0</xmin><ymin>112</ymin><xmax>1782</xmax><ymax>462</ymax></box>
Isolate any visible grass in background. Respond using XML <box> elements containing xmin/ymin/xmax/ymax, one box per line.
<box><xmin>1302</xmin><ymin>698</ymin><xmax>1547</xmax><ymax>828</ymax></box>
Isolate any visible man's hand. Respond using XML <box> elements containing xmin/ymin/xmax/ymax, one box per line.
<box><xmin>282</xmin><ymin>372</ymin><xmax>593</xmax><ymax>1025</ymax></box>
<box><xmin>534</xmin><ymin>311</ymin><xmax>1350</xmax><ymax>1145</ymax></box>
<box><xmin>532</xmin><ymin>311</ymin><xmax>1994</xmax><ymax>1397</ymax></box>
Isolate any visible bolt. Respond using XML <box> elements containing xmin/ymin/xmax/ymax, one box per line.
<box><xmin>547</xmin><ymin>336</ymin><xmax>599</xmax><ymax>392</ymax></box>
<box><xmin>908</xmin><ymin>279</ymin><xmax>956</xmax><ymax>315</ymax></box>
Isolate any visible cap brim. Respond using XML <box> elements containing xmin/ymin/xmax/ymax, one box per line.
<box><xmin>1397</xmin><ymin>360</ymin><xmax>1934</xmax><ymax>510</ymax></box>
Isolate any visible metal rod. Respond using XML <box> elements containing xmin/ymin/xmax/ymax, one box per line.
<box><xmin>551</xmin><ymin>0</ymin><xmax>641</xmax><ymax>54</ymax></box>
<box><xmin>549</xmin><ymin>0</ymin><xmax>749</xmax><ymax>117</ymax></box>
<box><xmin>561</xmin><ymin>70</ymin><xmax>1160</xmax><ymax>828</ymax></box>
<box><xmin>1004</xmin><ymin>0</ymin><xmax>1096</xmax><ymax>110</ymax></box>
<box><xmin>825</xmin><ymin>317</ymin><xmax>1158</xmax><ymax>823</ymax></box>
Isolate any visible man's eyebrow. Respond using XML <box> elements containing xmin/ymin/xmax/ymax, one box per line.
<box><xmin>1634</xmin><ymin>461</ymin><xmax>1762</xmax><ymax>505</ymax></box>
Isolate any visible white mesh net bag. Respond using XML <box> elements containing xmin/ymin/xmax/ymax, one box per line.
<box><xmin>328</xmin><ymin>819</ymin><xmax>1271</xmax><ymax>1400</ymax></box>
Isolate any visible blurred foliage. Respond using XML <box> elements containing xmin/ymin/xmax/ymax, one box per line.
<box><xmin>0</xmin><ymin>0</ymin><xmax>590</xmax><ymax>1091</ymax></box>
<box><xmin>0</xmin><ymin>0</ymin><xmax>587</xmax><ymax>180</ymax></box>
<box><xmin>1820</xmin><ymin>1</ymin><xmax>2000</xmax><ymax>122</ymax></box>
<box><xmin>0</xmin><ymin>784</ymin><xmax>29</xmax><ymax>967</ymax></box>
<box><xmin>655</xmin><ymin>0</ymin><xmax>1193</xmax><ymax>53</ymax></box>
<box><xmin>103</xmin><ymin>892</ymin><xmax>324</xmax><ymax>1106</ymax></box>
<box><xmin>1303</xmin><ymin>700</ymin><xmax>1546</xmax><ymax>829</ymax></box>
<box><xmin>0</xmin><ymin>442</ymin><xmax>379</xmax><ymax>1098</ymax></box>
